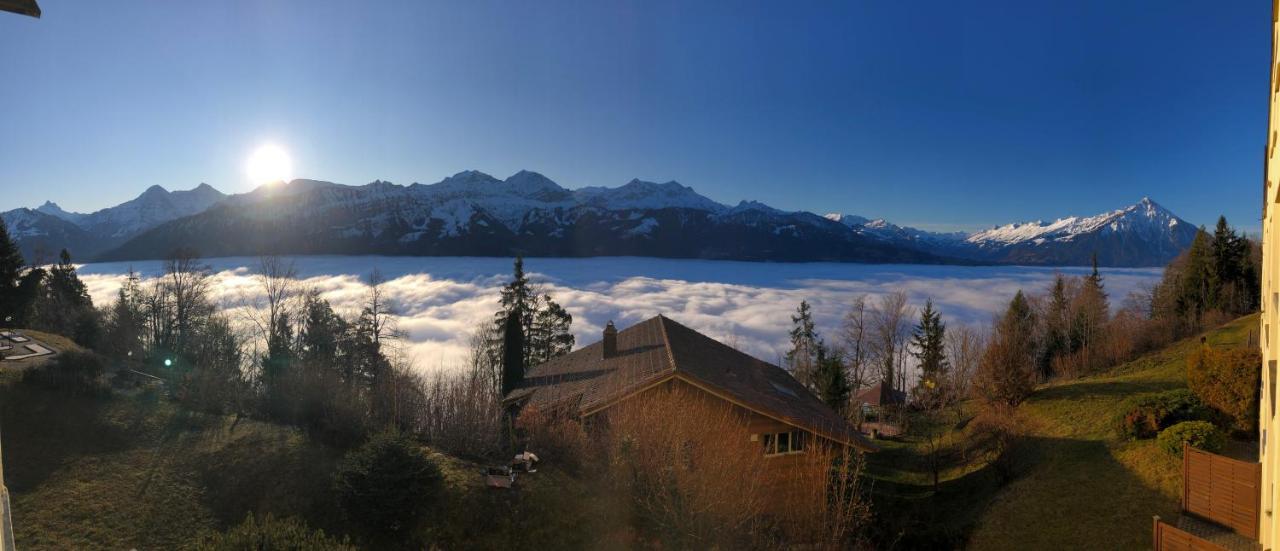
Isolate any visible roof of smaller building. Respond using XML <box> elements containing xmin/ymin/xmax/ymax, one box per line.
<box><xmin>854</xmin><ymin>382</ymin><xmax>907</xmax><ymax>407</ymax></box>
<box><xmin>0</xmin><ymin>0</ymin><xmax>40</xmax><ymax>18</ymax></box>
<box><xmin>506</xmin><ymin>315</ymin><xmax>873</xmax><ymax>451</ymax></box>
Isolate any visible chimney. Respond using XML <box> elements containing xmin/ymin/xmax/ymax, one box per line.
<box><xmin>602</xmin><ymin>321</ymin><xmax>618</xmax><ymax>359</ymax></box>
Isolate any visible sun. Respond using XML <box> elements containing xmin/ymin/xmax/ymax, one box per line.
<box><xmin>246</xmin><ymin>144</ymin><xmax>293</xmax><ymax>186</ymax></box>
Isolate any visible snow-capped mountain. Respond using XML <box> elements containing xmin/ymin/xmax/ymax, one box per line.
<box><xmin>4</xmin><ymin>171</ymin><xmax>1198</xmax><ymax>267</ymax></box>
<box><xmin>97</xmin><ymin>171</ymin><xmax>941</xmax><ymax>264</ymax></box>
<box><xmin>825</xmin><ymin>197</ymin><xmax>1197</xmax><ymax>266</ymax></box>
<box><xmin>957</xmin><ymin>197</ymin><xmax>1198</xmax><ymax>266</ymax></box>
<box><xmin>1</xmin><ymin>183</ymin><xmax>227</xmax><ymax>260</ymax></box>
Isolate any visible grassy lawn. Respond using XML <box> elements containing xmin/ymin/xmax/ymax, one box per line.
<box><xmin>866</xmin><ymin>315</ymin><xmax>1258</xmax><ymax>549</ymax></box>
<box><xmin>966</xmin><ymin>314</ymin><xmax>1258</xmax><ymax>550</ymax></box>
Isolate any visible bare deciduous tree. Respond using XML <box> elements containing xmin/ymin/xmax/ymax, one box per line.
<box><xmin>840</xmin><ymin>294</ymin><xmax>872</xmax><ymax>396</ymax></box>
<box><xmin>870</xmin><ymin>291</ymin><xmax>912</xmax><ymax>393</ymax></box>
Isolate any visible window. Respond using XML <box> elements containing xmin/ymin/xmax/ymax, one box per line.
<box><xmin>762</xmin><ymin>430</ymin><xmax>807</xmax><ymax>456</ymax></box>
<box><xmin>1271</xmin><ymin>361</ymin><xmax>1277</xmax><ymax>419</ymax></box>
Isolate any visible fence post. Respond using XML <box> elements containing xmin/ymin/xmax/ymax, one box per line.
<box><xmin>1152</xmin><ymin>515</ymin><xmax>1161</xmax><ymax>551</ymax></box>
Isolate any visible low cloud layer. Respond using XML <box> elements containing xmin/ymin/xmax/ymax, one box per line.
<box><xmin>78</xmin><ymin>256</ymin><xmax>1164</xmax><ymax>372</ymax></box>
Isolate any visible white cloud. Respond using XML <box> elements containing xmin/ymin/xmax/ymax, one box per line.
<box><xmin>78</xmin><ymin>257</ymin><xmax>1164</xmax><ymax>373</ymax></box>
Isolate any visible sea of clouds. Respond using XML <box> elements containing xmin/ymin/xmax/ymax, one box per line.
<box><xmin>76</xmin><ymin>256</ymin><xmax>1164</xmax><ymax>372</ymax></box>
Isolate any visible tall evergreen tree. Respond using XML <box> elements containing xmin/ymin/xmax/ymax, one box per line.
<box><xmin>1069</xmin><ymin>253</ymin><xmax>1109</xmax><ymax>367</ymax></box>
<box><xmin>103</xmin><ymin>269</ymin><xmax>146</xmax><ymax>361</ymax></box>
<box><xmin>492</xmin><ymin>257</ymin><xmax>573</xmax><ymax>374</ymax></box>
<box><xmin>35</xmin><ymin>249</ymin><xmax>98</xmax><ymax>344</ymax></box>
<box><xmin>1039</xmin><ymin>274</ymin><xmax>1070</xmax><ymax>379</ymax></box>
<box><xmin>0</xmin><ymin>218</ymin><xmax>28</xmax><ymax>325</ymax></box>
<box><xmin>785</xmin><ymin>300</ymin><xmax>822</xmax><ymax>389</ymax></box>
<box><xmin>1179</xmin><ymin>228</ymin><xmax>1216</xmax><ymax>322</ymax></box>
<box><xmin>299</xmin><ymin>290</ymin><xmax>345</xmax><ymax>369</ymax></box>
<box><xmin>910</xmin><ymin>299</ymin><xmax>949</xmax><ymax>406</ymax></box>
<box><xmin>975</xmin><ymin>290</ymin><xmax>1037</xmax><ymax>406</ymax></box>
<box><xmin>501</xmin><ymin>307</ymin><xmax>525</xmax><ymax>396</ymax></box>
<box><xmin>813</xmin><ymin>344</ymin><xmax>851</xmax><ymax>414</ymax></box>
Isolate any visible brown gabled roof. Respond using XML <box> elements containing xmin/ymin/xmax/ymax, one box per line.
<box><xmin>854</xmin><ymin>382</ymin><xmax>907</xmax><ymax>407</ymax></box>
<box><xmin>0</xmin><ymin>0</ymin><xmax>40</xmax><ymax>18</ymax></box>
<box><xmin>506</xmin><ymin>315</ymin><xmax>874</xmax><ymax>452</ymax></box>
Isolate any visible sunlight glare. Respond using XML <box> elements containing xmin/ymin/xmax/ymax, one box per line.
<box><xmin>246</xmin><ymin>144</ymin><xmax>293</xmax><ymax>186</ymax></box>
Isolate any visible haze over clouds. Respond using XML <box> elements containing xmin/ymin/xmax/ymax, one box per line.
<box><xmin>76</xmin><ymin>256</ymin><xmax>1164</xmax><ymax>372</ymax></box>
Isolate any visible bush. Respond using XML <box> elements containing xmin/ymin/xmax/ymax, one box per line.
<box><xmin>1115</xmin><ymin>389</ymin><xmax>1212</xmax><ymax>440</ymax></box>
<box><xmin>1158</xmin><ymin>421</ymin><xmax>1226</xmax><ymax>456</ymax></box>
<box><xmin>1187</xmin><ymin>346</ymin><xmax>1261</xmax><ymax>435</ymax></box>
<box><xmin>333</xmin><ymin>429</ymin><xmax>443</xmax><ymax>547</ymax></box>
<box><xmin>21</xmin><ymin>350</ymin><xmax>107</xmax><ymax>396</ymax></box>
<box><xmin>189</xmin><ymin>513</ymin><xmax>355</xmax><ymax>551</ymax></box>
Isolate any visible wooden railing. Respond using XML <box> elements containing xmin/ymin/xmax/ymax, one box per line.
<box><xmin>1154</xmin><ymin>516</ymin><xmax>1230</xmax><ymax>551</ymax></box>
<box><xmin>1183</xmin><ymin>443</ymin><xmax>1261</xmax><ymax>540</ymax></box>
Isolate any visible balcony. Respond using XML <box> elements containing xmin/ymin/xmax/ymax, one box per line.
<box><xmin>1153</xmin><ymin>443</ymin><xmax>1261</xmax><ymax>551</ymax></box>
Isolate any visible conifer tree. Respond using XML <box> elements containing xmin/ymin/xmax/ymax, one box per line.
<box><xmin>493</xmin><ymin>257</ymin><xmax>574</xmax><ymax>375</ymax></box>
<box><xmin>0</xmin><ymin>218</ymin><xmax>28</xmax><ymax>325</ymax></box>
<box><xmin>501</xmin><ymin>307</ymin><xmax>525</xmax><ymax>396</ymax></box>
<box><xmin>785</xmin><ymin>300</ymin><xmax>822</xmax><ymax>389</ymax></box>
<box><xmin>910</xmin><ymin>299</ymin><xmax>949</xmax><ymax>406</ymax></box>
<box><xmin>813</xmin><ymin>343</ymin><xmax>851</xmax><ymax>413</ymax></box>
<box><xmin>1039</xmin><ymin>274</ymin><xmax>1070</xmax><ymax>379</ymax></box>
<box><xmin>975</xmin><ymin>290</ymin><xmax>1037</xmax><ymax>407</ymax></box>
<box><xmin>1179</xmin><ymin>228</ymin><xmax>1215</xmax><ymax>322</ymax></box>
<box><xmin>35</xmin><ymin>249</ymin><xmax>98</xmax><ymax>344</ymax></box>
<box><xmin>1069</xmin><ymin>253</ymin><xmax>1109</xmax><ymax>367</ymax></box>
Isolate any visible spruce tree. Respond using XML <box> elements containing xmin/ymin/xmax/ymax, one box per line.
<box><xmin>785</xmin><ymin>300</ymin><xmax>821</xmax><ymax>389</ymax></box>
<box><xmin>501</xmin><ymin>308</ymin><xmax>525</xmax><ymax>396</ymax></box>
<box><xmin>1039</xmin><ymin>274</ymin><xmax>1069</xmax><ymax>379</ymax></box>
<box><xmin>0</xmin><ymin>218</ymin><xmax>27</xmax><ymax>325</ymax></box>
<box><xmin>813</xmin><ymin>344</ymin><xmax>851</xmax><ymax>413</ymax></box>
<box><xmin>493</xmin><ymin>257</ymin><xmax>574</xmax><ymax>372</ymax></box>
<box><xmin>975</xmin><ymin>290</ymin><xmax>1037</xmax><ymax>406</ymax></box>
<box><xmin>1069</xmin><ymin>253</ymin><xmax>1109</xmax><ymax>368</ymax></box>
<box><xmin>1180</xmin><ymin>228</ymin><xmax>1215</xmax><ymax>323</ymax></box>
<box><xmin>910</xmin><ymin>299</ymin><xmax>949</xmax><ymax>406</ymax></box>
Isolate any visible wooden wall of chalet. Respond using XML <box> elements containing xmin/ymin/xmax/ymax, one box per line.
<box><xmin>597</xmin><ymin>378</ymin><xmax>849</xmax><ymax>518</ymax></box>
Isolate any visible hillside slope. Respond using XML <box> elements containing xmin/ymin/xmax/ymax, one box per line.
<box><xmin>967</xmin><ymin>315</ymin><xmax>1258</xmax><ymax>550</ymax></box>
<box><xmin>0</xmin><ymin>369</ymin><xmax>616</xmax><ymax>549</ymax></box>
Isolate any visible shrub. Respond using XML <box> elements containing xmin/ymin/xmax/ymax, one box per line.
<box><xmin>1115</xmin><ymin>389</ymin><xmax>1212</xmax><ymax>440</ymax></box>
<box><xmin>1187</xmin><ymin>346</ymin><xmax>1261</xmax><ymax>435</ymax></box>
<box><xmin>1158</xmin><ymin>421</ymin><xmax>1226</xmax><ymax>456</ymax></box>
<box><xmin>333</xmin><ymin>429</ymin><xmax>443</xmax><ymax>547</ymax></box>
<box><xmin>189</xmin><ymin>513</ymin><xmax>356</xmax><ymax>551</ymax></box>
<box><xmin>21</xmin><ymin>350</ymin><xmax>107</xmax><ymax>396</ymax></box>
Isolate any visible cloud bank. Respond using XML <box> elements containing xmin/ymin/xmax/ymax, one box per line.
<box><xmin>77</xmin><ymin>256</ymin><xmax>1164</xmax><ymax>372</ymax></box>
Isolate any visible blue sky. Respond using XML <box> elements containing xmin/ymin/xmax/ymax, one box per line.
<box><xmin>0</xmin><ymin>1</ymin><xmax>1269</xmax><ymax>232</ymax></box>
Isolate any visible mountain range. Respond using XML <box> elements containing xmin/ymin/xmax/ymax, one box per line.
<box><xmin>0</xmin><ymin>171</ymin><xmax>1198</xmax><ymax>267</ymax></box>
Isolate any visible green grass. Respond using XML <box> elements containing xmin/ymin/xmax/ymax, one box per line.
<box><xmin>865</xmin><ymin>315</ymin><xmax>1259</xmax><ymax>550</ymax></box>
<box><xmin>966</xmin><ymin>314</ymin><xmax>1258</xmax><ymax>550</ymax></box>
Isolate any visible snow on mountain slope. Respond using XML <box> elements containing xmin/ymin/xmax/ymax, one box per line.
<box><xmin>574</xmin><ymin>178</ymin><xmax>727</xmax><ymax>213</ymax></box>
<box><xmin>8</xmin><ymin>169</ymin><xmax>1199</xmax><ymax>267</ymax></box>
<box><xmin>35</xmin><ymin>201</ymin><xmax>88</xmax><ymax>225</ymax></box>
<box><xmin>966</xmin><ymin>197</ymin><xmax>1184</xmax><ymax>247</ymax></box>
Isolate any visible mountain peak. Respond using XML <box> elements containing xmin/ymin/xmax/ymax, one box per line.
<box><xmin>447</xmin><ymin>170</ymin><xmax>499</xmax><ymax>184</ymax></box>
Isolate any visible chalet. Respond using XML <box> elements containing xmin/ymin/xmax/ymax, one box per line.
<box><xmin>853</xmin><ymin>382</ymin><xmax>906</xmax><ymax>439</ymax></box>
<box><xmin>503</xmin><ymin>315</ymin><xmax>875</xmax><ymax>489</ymax></box>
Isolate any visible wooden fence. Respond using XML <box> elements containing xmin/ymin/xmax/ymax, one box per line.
<box><xmin>1153</xmin><ymin>516</ymin><xmax>1230</xmax><ymax>551</ymax></box>
<box><xmin>1183</xmin><ymin>443</ymin><xmax>1261</xmax><ymax>540</ymax></box>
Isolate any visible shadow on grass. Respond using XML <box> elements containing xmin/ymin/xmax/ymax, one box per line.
<box><xmin>1030</xmin><ymin>378</ymin><xmax>1182</xmax><ymax>404</ymax></box>
<box><xmin>868</xmin><ymin>433</ymin><xmax>1176</xmax><ymax>550</ymax></box>
<box><xmin>965</xmin><ymin>435</ymin><xmax>1178</xmax><ymax>550</ymax></box>
<box><xmin>0</xmin><ymin>386</ymin><xmax>134</xmax><ymax>492</ymax></box>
